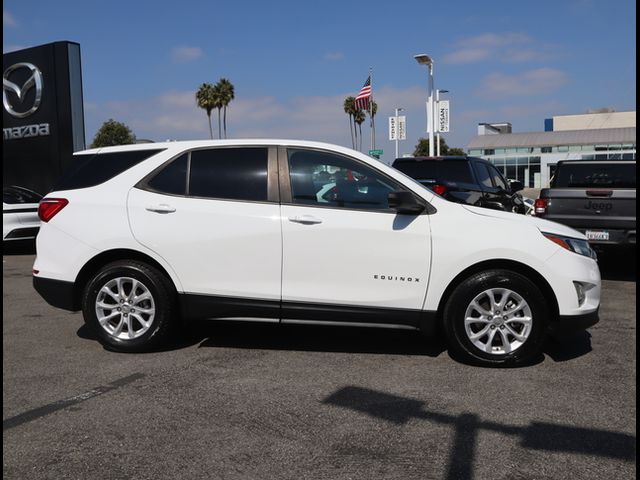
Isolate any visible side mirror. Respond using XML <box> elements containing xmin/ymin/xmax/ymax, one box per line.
<box><xmin>388</xmin><ymin>191</ymin><xmax>425</xmax><ymax>214</ymax></box>
<box><xmin>483</xmin><ymin>200</ymin><xmax>507</xmax><ymax>211</ymax></box>
<box><xmin>509</xmin><ymin>180</ymin><xmax>524</xmax><ymax>193</ymax></box>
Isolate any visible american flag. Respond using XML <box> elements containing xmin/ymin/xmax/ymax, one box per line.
<box><xmin>354</xmin><ymin>76</ymin><xmax>371</xmax><ymax>110</ymax></box>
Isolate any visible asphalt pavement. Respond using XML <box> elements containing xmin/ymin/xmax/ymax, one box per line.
<box><xmin>3</xmin><ymin>243</ymin><xmax>636</xmax><ymax>480</ymax></box>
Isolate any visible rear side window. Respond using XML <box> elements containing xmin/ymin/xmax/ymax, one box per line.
<box><xmin>189</xmin><ymin>147</ymin><xmax>268</xmax><ymax>201</ymax></box>
<box><xmin>553</xmin><ymin>163</ymin><xmax>636</xmax><ymax>188</ymax></box>
<box><xmin>146</xmin><ymin>153</ymin><xmax>189</xmax><ymax>195</ymax></box>
<box><xmin>54</xmin><ymin>149</ymin><xmax>165</xmax><ymax>191</ymax></box>
<box><xmin>393</xmin><ymin>160</ymin><xmax>474</xmax><ymax>184</ymax></box>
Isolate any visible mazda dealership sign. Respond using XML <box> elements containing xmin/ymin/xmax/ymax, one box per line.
<box><xmin>3</xmin><ymin>41</ymin><xmax>85</xmax><ymax>195</ymax></box>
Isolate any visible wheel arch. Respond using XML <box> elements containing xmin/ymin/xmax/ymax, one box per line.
<box><xmin>435</xmin><ymin>259</ymin><xmax>560</xmax><ymax>327</ymax></box>
<box><xmin>72</xmin><ymin>248</ymin><xmax>179</xmax><ymax>310</ymax></box>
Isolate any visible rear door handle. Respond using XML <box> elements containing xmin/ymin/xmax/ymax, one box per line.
<box><xmin>145</xmin><ymin>204</ymin><xmax>176</xmax><ymax>214</ymax></box>
<box><xmin>288</xmin><ymin>215</ymin><xmax>323</xmax><ymax>225</ymax></box>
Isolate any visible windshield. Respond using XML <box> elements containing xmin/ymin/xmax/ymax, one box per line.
<box><xmin>552</xmin><ymin>163</ymin><xmax>636</xmax><ymax>188</ymax></box>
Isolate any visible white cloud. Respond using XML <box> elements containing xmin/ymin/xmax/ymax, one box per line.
<box><xmin>324</xmin><ymin>52</ymin><xmax>345</xmax><ymax>61</ymax></box>
<box><xmin>84</xmin><ymin>86</ymin><xmax>431</xmax><ymax>150</ymax></box>
<box><xmin>170</xmin><ymin>46</ymin><xmax>203</xmax><ymax>63</ymax></box>
<box><xmin>499</xmin><ymin>101</ymin><xmax>566</xmax><ymax>118</ymax></box>
<box><xmin>444</xmin><ymin>32</ymin><xmax>553</xmax><ymax>65</ymax></box>
<box><xmin>479</xmin><ymin>68</ymin><xmax>569</xmax><ymax>97</ymax></box>
<box><xmin>3</xmin><ymin>11</ymin><xmax>18</xmax><ymax>27</ymax></box>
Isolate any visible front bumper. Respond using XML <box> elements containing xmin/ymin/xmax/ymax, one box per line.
<box><xmin>550</xmin><ymin>308</ymin><xmax>599</xmax><ymax>333</ymax></box>
<box><xmin>33</xmin><ymin>276</ymin><xmax>79</xmax><ymax>311</ymax></box>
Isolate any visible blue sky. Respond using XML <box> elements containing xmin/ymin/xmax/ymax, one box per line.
<box><xmin>3</xmin><ymin>0</ymin><xmax>636</xmax><ymax>164</ymax></box>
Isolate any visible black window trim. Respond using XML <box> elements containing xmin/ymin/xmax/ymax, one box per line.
<box><xmin>136</xmin><ymin>145</ymin><xmax>280</xmax><ymax>204</ymax></box>
<box><xmin>278</xmin><ymin>146</ymin><xmax>435</xmax><ymax>215</ymax></box>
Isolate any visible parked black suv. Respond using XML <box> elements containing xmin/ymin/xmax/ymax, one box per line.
<box><xmin>392</xmin><ymin>156</ymin><xmax>526</xmax><ymax>213</ymax></box>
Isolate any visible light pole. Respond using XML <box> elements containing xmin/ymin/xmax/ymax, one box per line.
<box><xmin>436</xmin><ymin>89</ymin><xmax>449</xmax><ymax>156</ymax></box>
<box><xmin>394</xmin><ymin>107</ymin><xmax>403</xmax><ymax>159</ymax></box>
<box><xmin>414</xmin><ymin>53</ymin><xmax>435</xmax><ymax>156</ymax></box>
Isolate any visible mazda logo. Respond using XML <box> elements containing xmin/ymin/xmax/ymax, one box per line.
<box><xmin>3</xmin><ymin>62</ymin><xmax>44</xmax><ymax>118</ymax></box>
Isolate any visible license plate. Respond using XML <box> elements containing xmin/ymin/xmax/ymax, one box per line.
<box><xmin>585</xmin><ymin>230</ymin><xmax>609</xmax><ymax>241</ymax></box>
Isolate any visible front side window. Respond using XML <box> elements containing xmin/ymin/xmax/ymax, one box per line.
<box><xmin>474</xmin><ymin>163</ymin><xmax>494</xmax><ymax>189</ymax></box>
<box><xmin>189</xmin><ymin>147</ymin><xmax>268</xmax><ymax>201</ymax></box>
<box><xmin>488</xmin><ymin>165</ymin><xmax>509</xmax><ymax>190</ymax></box>
<box><xmin>288</xmin><ymin>149</ymin><xmax>399</xmax><ymax>210</ymax></box>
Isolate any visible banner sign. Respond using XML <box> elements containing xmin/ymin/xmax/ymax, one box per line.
<box><xmin>437</xmin><ymin>100</ymin><xmax>450</xmax><ymax>133</ymax></box>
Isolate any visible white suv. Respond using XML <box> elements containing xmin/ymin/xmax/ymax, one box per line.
<box><xmin>33</xmin><ymin>140</ymin><xmax>601</xmax><ymax>366</ymax></box>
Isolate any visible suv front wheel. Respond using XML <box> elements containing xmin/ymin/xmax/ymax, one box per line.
<box><xmin>443</xmin><ymin>269</ymin><xmax>548</xmax><ymax>366</ymax></box>
<box><xmin>82</xmin><ymin>260</ymin><xmax>176</xmax><ymax>352</ymax></box>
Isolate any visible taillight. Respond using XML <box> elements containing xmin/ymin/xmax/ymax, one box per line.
<box><xmin>38</xmin><ymin>198</ymin><xmax>69</xmax><ymax>222</ymax></box>
<box><xmin>534</xmin><ymin>198</ymin><xmax>547</xmax><ymax>216</ymax></box>
<box><xmin>432</xmin><ymin>184</ymin><xmax>447</xmax><ymax>196</ymax></box>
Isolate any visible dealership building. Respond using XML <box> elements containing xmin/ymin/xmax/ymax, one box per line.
<box><xmin>466</xmin><ymin>111</ymin><xmax>636</xmax><ymax>188</ymax></box>
<box><xmin>3</xmin><ymin>41</ymin><xmax>86</xmax><ymax>195</ymax></box>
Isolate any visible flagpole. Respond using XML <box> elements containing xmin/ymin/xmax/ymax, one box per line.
<box><xmin>369</xmin><ymin>67</ymin><xmax>374</xmax><ymax>151</ymax></box>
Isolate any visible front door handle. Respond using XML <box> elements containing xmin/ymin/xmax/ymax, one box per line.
<box><xmin>288</xmin><ymin>215</ymin><xmax>323</xmax><ymax>225</ymax></box>
<box><xmin>145</xmin><ymin>204</ymin><xmax>176</xmax><ymax>214</ymax></box>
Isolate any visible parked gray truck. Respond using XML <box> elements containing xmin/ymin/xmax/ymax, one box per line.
<box><xmin>535</xmin><ymin>160</ymin><xmax>636</xmax><ymax>248</ymax></box>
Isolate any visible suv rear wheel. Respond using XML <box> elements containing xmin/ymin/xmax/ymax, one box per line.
<box><xmin>443</xmin><ymin>269</ymin><xmax>548</xmax><ymax>366</ymax></box>
<box><xmin>82</xmin><ymin>260</ymin><xmax>176</xmax><ymax>352</ymax></box>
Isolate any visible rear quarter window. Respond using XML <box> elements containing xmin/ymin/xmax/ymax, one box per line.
<box><xmin>54</xmin><ymin>149</ymin><xmax>165</xmax><ymax>191</ymax></box>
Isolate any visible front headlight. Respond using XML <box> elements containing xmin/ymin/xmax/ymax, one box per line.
<box><xmin>542</xmin><ymin>232</ymin><xmax>597</xmax><ymax>259</ymax></box>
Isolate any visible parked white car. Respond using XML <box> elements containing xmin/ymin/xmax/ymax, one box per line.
<box><xmin>33</xmin><ymin>140</ymin><xmax>601</xmax><ymax>366</ymax></box>
<box><xmin>3</xmin><ymin>186</ymin><xmax>42</xmax><ymax>242</ymax></box>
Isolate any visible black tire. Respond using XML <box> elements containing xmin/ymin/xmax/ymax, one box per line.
<box><xmin>82</xmin><ymin>260</ymin><xmax>176</xmax><ymax>352</ymax></box>
<box><xmin>442</xmin><ymin>269</ymin><xmax>548</xmax><ymax>366</ymax></box>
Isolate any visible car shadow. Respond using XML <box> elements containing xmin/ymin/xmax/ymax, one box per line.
<box><xmin>194</xmin><ymin>321</ymin><xmax>448</xmax><ymax>357</ymax></box>
<box><xmin>544</xmin><ymin>330</ymin><xmax>592</xmax><ymax>362</ymax></box>
<box><xmin>77</xmin><ymin>316</ymin><xmax>594</xmax><ymax>364</ymax></box>
<box><xmin>597</xmin><ymin>247</ymin><xmax>636</xmax><ymax>281</ymax></box>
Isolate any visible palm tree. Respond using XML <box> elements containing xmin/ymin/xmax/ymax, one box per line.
<box><xmin>217</xmin><ymin>78</ymin><xmax>235</xmax><ymax>139</ymax></box>
<box><xmin>343</xmin><ymin>97</ymin><xmax>356</xmax><ymax>149</ymax></box>
<box><xmin>354</xmin><ymin>108</ymin><xmax>366</xmax><ymax>151</ymax></box>
<box><xmin>369</xmin><ymin>101</ymin><xmax>378</xmax><ymax>148</ymax></box>
<box><xmin>211</xmin><ymin>83</ymin><xmax>224</xmax><ymax>139</ymax></box>
<box><xmin>195</xmin><ymin>83</ymin><xmax>217</xmax><ymax>139</ymax></box>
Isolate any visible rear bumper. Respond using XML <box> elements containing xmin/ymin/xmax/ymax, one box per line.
<box><xmin>575</xmin><ymin>229</ymin><xmax>636</xmax><ymax>246</ymax></box>
<box><xmin>33</xmin><ymin>276</ymin><xmax>79</xmax><ymax>311</ymax></box>
<box><xmin>3</xmin><ymin>227</ymin><xmax>40</xmax><ymax>241</ymax></box>
<box><xmin>550</xmin><ymin>308</ymin><xmax>599</xmax><ymax>333</ymax></box>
